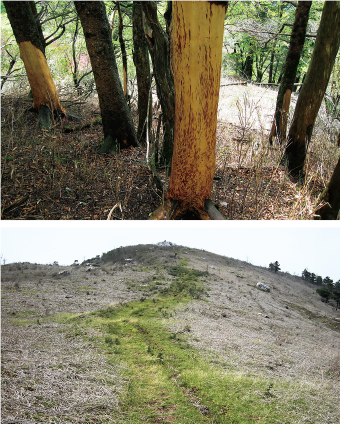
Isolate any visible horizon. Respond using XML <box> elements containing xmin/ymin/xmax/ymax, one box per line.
<box><xmin>1</xmin><ymin>224</ymin><xmax>339</xmax><ymax>282</ymax></box>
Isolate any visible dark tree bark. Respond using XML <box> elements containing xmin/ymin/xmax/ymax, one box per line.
<box><xmin>132</xmin><ymin>2</ymin><xmax>151</xmax><ymax>145</ymax></box>
<box><xmin>72</xmin><ymin>15</ymin><xmax>80</xmax><ymax>92</ymax></box>
<box><xmin>4</xmin><ymin>1</ymin><xmax>65</xmax><ymax>129</ymax></box>
<box><xmin>270</xmin><ymin>1</ymin><xmax>312</xmax><ymax>145</ymax></box>
<box><xmin>268</xmin><ymin>49</ymin><xmax>275</xmax><ymax>84</ymax></box>
<box><xmin>315</xmin><ymin>155</ymin><xmax>340</xmax><ymax>220</ymax></box>
<box><xmin>29</xmin><ymin>1</ymin><xmax>46</xmax><ymax>55</ymax></box>
<box><xmin>117</xmin><ymin>2</ymin><xmax>128</xmax><ymax>98</ymax></box>
<box><xmin>285</xmin><ymin>1</ymin><xmax>340</xmax><ymax>176</ymax></box>
<box><xmin>5</xmin><ymin>1</ymin><xmax>44</xmax><ymax>52</ymax></box>
<box><xmin>141</xmin><ymin>1</ymin><xmax>175</xmax><ymax>167</ymax></box>
<box><xmin>74</xmin><ymin>1</ymin><xmax>138</xmax><ymax>152</ymax></box>
<box><xmin>243</xmin><ymin>47</ymin><xmax>253</xmax><ymax>80</ymax></box>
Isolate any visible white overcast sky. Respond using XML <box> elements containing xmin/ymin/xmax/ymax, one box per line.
<box><xmin>1</xmin><ymin>222</ymin><xmax>339</xmax><ymax>282</ymax></box>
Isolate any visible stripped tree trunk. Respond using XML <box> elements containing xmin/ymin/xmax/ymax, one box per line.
<box><xmin>133</xmin><ymin>2</ymin><xmax>151</xmax><ymax>145</ymax></box>
<box><xmin>149</xmin><ymin>1</ymin><xmax>227</xmax><ymax>220</ymax></box>
<box><xmin>285</xmin><ymin>1</ymin><xmax>340</xmax><ymax>176</ymax></box>
<box><xmin>269</xmin><ymin>1</ymin><xmax>312</xmax><ymax>145</ymax></box>
<box><xmin>74</xmin><ymin>1</ymin><xmax>138</xmax><ymax>152</ymax></box>
<box><xmin>4</xmin><ymin>1</ymin><xmax>65</xmax><ymax>129</ymax></box>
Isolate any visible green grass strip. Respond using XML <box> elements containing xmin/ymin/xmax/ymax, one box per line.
<box><xmin>67</xmin><ymin>295</ymin><xmax>302</xmax><ymax>424</ymax></box>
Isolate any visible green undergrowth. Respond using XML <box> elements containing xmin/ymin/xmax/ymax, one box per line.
<box><xmin>288</xmin><ymin>302</ymin><xmax>340</xmax><ymax>332</ymax></box>
<box><xmin>63</xmin><ymin>298</ymin><xmax>310</xmax><ymax>422</ymax></box>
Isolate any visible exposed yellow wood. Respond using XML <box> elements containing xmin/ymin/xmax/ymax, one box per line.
<box><xmin>167</xmin><ymin>1</ymin><xmax>226</xmax><ymax>210</ymax></box>
<box><xmin>19</xmin><ymin>41</ymin><xmax>65</xmax><ymax>112</ymax></box>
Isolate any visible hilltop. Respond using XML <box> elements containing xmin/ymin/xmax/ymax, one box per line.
<box><xmin>1</xmin><ymin>244</ymin><xmax>340</xmax><ymax>423</ymax></box>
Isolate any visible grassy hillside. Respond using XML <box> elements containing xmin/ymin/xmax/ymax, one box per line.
<box><xmin>2</xmin><ymin>245</ymin><xmax>340</xmax><ymax>423</ymax></box>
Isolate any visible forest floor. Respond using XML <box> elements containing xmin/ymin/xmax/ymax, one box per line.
<box><xmin>1</xmin><ymin>78</ymin><xmax>339</xmax><ymax>220</ymax></box>
<box><xmin>2</xmin><ymin>245</ymin><xmax>340</xmax><ymax>423</ymax></box>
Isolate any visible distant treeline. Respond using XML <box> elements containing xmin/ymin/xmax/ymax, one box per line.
<box><xmin>302</xmin><ymin>269</ymin><xmax>340</xmax><ymax>307</ymax></box>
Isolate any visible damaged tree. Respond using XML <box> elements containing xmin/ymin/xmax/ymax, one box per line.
<box><xmin>4</xmin><ymin>1</ymin><xmax>66</xmax><ymax>129</ymax></box>
<box><xmin>150</xmin><ymin>1</ymin><xmax>227</xmax><ymax>220</ymax></box>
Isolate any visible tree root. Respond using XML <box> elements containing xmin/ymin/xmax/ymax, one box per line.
<box><xmin>149</xmin><ymin>198</ymin><xmax>226</xmax><ymax>220</ymax></box>
<box><xmin>35</xmin><ymin>105</ymin><xmax>82</xmax><ymax>130</ymax></box>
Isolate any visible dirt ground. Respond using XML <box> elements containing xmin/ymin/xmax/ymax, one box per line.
<box><xmin>1</xmin><ymin>245</ymin><xmax>340</xmax><ymax>423</ymax></box>
<box><xmin>2</xmin><ymin>78</ymin><xmax>338</xmax><ymax>220</ymax></box>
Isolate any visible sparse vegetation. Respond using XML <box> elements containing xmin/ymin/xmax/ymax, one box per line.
<box><xmin>1</xmin><ymin>245</ymin><xmax>339</xmax><ymax>422</ymax></box>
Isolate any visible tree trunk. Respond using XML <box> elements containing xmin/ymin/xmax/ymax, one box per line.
<box><xmin>72</xmin><ymin>15</ymin><xmax>80</xmax><ymax>93</ymax></box>
<box><xmin>268</xmin><ymin>49</ymin><xmax>275</xmax><ymax>84</ymax></box>
<box><xmin>117</xmin><ymin>2</ymin><xmax>128</xmax><ymax>98</ymax></box>
<box><xmin>29</xmin><ymin>1</ymin><xmax>46</xmax><ymax>55</ymax></box>
<box><xmin>270</xmin><ymin>1</ymin><xmax>312</xmax><ymax>145</ymax></box>
<box><xmin>149</xmin><ymin>1</ymin><xmax>227</xmax><ymax>220</ymax></box>
<box><xmin>4</xmin><ymin>1</ymin><xmax>65</xmax><ymax>128</ymax></box>
<box><xmin>285</xmin><ymin>1</ymin><xmax>340</xmax><ymax>176</ymax></box>
<box><xmin>244</xmin><ymin>48</ymin><xmax>253</xmax><ymax>80</ymax></box>
<box><xmin>133</xmin><ymin>2</ymin><xmax>151</xmax><ymax>145</ymax></box>
<box><xmin>74</xmin><ymin>1</ymin><xmax>138</xmax><ymax>153</ymax></box>
<box><xmin>315</xmin><ymin>155</ymin><xmax>340</xmax><ymax>220</ymax></box>
<box><xmin>141</xmin><ymin>1</ymin><xmax>175</xmax><ymax>167</ymax></box>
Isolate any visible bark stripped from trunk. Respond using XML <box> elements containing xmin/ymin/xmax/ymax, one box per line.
<box><xmin>270</xmin><ymin>1</ymin><xmax>312</xmax><ymax>145</ymax></box>
<box><xmin>74</xmin><ymin>1</ymin><xmax>138</xmax><ymax>152</ymax></box>
<box><xmin>167</xmin><ymin>1</ymin><xmax>226</xmax><ymax>210</ymax></box>
<box><xmin>285</xmin><ymin>1</ymin><xmax>340</xmax><ymax>176</ymax></box>
<box><xmin>19</xmin><ymin>41</ymin><xmax>64</xmax><ymax>113</ymax></box>
<box><xmin>4</xmin><ymin>1</ymin><xmax>65</xmax><ymax>128</ymax></box>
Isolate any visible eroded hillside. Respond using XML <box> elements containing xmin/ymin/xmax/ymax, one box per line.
<box><xmin>2</xmin><ymin>244</ymin><xmax>340</xmax><ymax>423</ymax></box>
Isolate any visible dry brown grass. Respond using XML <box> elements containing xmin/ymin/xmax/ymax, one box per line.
<box><xmin>1</xmin><ymin>246</ymin><xmax>340</xmax><ymax>423</ymax></box>
<box><xmin>1</xmin><ymin>78</ymin><xmax>339</xmax><ymax>219</ymax></box>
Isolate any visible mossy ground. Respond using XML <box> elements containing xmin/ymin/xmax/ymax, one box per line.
<box><xmin>61</xmin><ymin>290</ymin><xmax>313</xmax><ymax>423</ymax></box>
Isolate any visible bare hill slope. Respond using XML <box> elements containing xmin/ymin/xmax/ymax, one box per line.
<box><xmin>2</xmin><ymin>244</ymin><xmax>340</xmax><ymax>423</ymax></box>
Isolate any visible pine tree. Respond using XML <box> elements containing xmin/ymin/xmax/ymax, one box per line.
<box><xmin>316</xmin><ymin>287</ymin><xmax>332</xmax><ymax>303</ymax></box>
<box><xmin>316</xmin><ymin>276</ymin><xmax>323</xmax><ymax>286</ymax></box>
<box><xmin>302</xmin><ymin>268</ymin><xmax>311</xmax><ymax>280</ymax></box>
<box><xmin>323</xmin><ymin>276</ymin><xmax>334</xmax><ymax>290</ymax></box>
<box><xmin>274</xmin><ymin>261</ymin><xmax>281</xmax><ymax>273</ymax></box>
